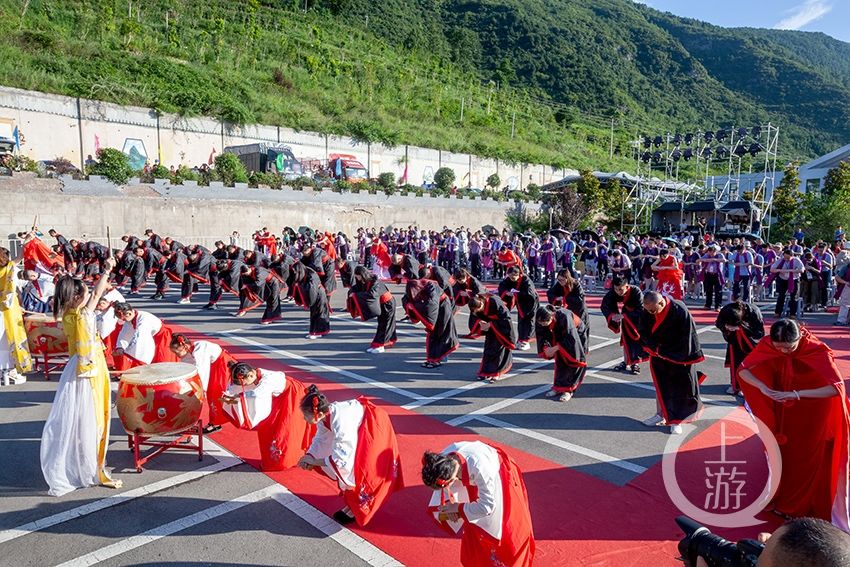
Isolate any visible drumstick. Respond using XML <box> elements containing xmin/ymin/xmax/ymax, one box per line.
<box><xmin>109</xmin><ymin>369</ymin><xmax>142</xmax><ymax>376</ymax></box>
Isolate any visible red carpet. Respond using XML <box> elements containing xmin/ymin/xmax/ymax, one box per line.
<box><xmin>167</xmin><ymin>320</ymin><xmax>792</xmax><ymax>566</ymax></box>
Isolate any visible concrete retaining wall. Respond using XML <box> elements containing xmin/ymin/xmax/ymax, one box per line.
<box><xmin>0</xmin><ymin>173</ymin><xmax>535</xmax><ymax>248</ymax></box>
<box><xmin>0</xmin><ymin>85</ymin><xmax>571</xmax><ymax>192</ymax></box>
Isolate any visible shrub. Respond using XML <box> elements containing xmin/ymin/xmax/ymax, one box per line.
<box><xmin>377</xmin><ymin>172</ymin><xmax>396</xmax><ymax>189</ymax></box>
<box><xmin>172</xmin><ymin>165</ymin><xmax>201</xmax><ymax>185</ymax></box>
<box><xmin>508</xmin><ymin>190</ymin><xmax>530</xmax><ymax>202</ymax></box>
<box><xmin>213</xmin><ymin>153</ymin><xmax>249</xmax><ymax>186</ymax></box>
<box><xmin>248</xmin><ymin>171</ymin><xmax>282</xmax><ymax>189</ymax></box>
<box><xmin>352</xmin><ymin>180</ymin><xmax>369</xmax><ymax>193</ymax></box>
<box><xmin>89</xmin><ymin>148</ymin><xmax>133</xmax><ymax>184</ymax></box>
<box><xmin>291</xmin><ymin>176</ymin><xmax>315</xmax><ymax>190</ymax></box>
<box><xmin>486</xmin><ymin>173</ymin><xmax>501</xmax><ymax>190</ymax></box>
<box><xmin>526</xmin><ymin>183</ymin><xmax>542</xmax><ymax>201</ymax></box>
<box><xmin>50</xmin><ymin>157</ymin><xmax>79</xmax><ymax>177</ymax></box>
<box><xmin>383</xmin><ymin>183</ymin><xmax>396</xmax><ymax>196</ymax></box>
<box><xmin>434</xmin><ymin>167</ymin><xmax>455</xmax><ymax>192</ymax></box>
<box><xmin>335</xmin><ymin>179</ymin><xmax>352</xmax><ymax>192</ymax></box>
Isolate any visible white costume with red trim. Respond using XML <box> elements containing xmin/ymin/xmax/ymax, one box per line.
<box><xmin>222</xmin><ymin>369</ymin><xmax>285</xmax><ymax>429</ymax></box>
<box><xmin>181</xmin><ymin>340</ymin><xmax>222</xmax><ymax>391</ymax></box>
<box><xmin>306</xmin><ymin>399</ymin><xmax>365</xmax><ymax>489</ymax></box>
<box><xmin>115</xmin><ymin>310</ymin><xmax>162</xmax><ymax>365</ymax></box>
<box><xmin>95</xmin><ymin>289</ymin><xmax>125</xmax><ymax>340</ymax></box>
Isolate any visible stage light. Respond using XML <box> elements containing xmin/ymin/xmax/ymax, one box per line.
<box><xmin>673</xmin><ymin>133</ymin><xmax>682</xmax><ymax>146</ymax></box>
<box><xmin>716</xmin><ymin>129</ymin><xmax>727</xmax><ymax>141</ymax></box>
<box><xmin>716</xmin><ymin>145</ymin><xmax>729</xmax><ymax>159</ymax></box>
<box><xmin>737</xmin><ymin>127</ymin><xmax>748</xmax><ymax>138</ymax></box>
<box><xmin>704</xmin><ymin>131</ymin><xmax>714</xmax><ymax>143</ymax></box>
<box><xmin>652</xmin><ymin>151</ymin><xmax>662</xmax><ymax>164</ymax></box>
<box><xmin>671</xmin><ymin>149</ymin><xmax>682</xmax><ymax>162</ymax></box>
<box><xmin>683</xmin><ymin>148</ymin><xmax>694</xmax><ymax>161</ymax></box>
<box><xmin>733</xmin><ymin>143</ymin><xmax>748</xmax><ymax>157</ymax></box>
<box><xmin>685</xmin><ymin>133</ymin><xmax>694</xmax><ymax>144</ymax></box>
<box><xmin>643</xmin><ymin>135</ymin><xmax>652</xmax><ymax>149</ymax></box>
<box><xmin>653</xmin><ymin>135</ymin><xmax>663</xmax><ymax>147</ymax></box>
<box><xmin>641</xmin><ymin>151</ymin><xmax>651</xmax><ymax>163</ymax></box>
<box><xmin>701</xmin><ymin>147</ymin><xmax>712</xmax><ymax>159</ymax></box>
<box><xmin>748</xmin><ymin>142</ymin><xmax>763</xmax><ymax>156</ymax></box>
<box><xmin>751</xmin><ymin>125</ymin><xmax>761</xmax><ymax>137</ymax></box>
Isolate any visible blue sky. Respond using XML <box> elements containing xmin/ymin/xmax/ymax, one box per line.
<box><xmin>636</xmin><ymin>0</ymin><xmax>850</xmax><ymax>43</ymax></box>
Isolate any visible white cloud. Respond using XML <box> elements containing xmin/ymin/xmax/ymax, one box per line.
<box><xmin>774</xmin><ymin>0</ymin><xmax>832</xmax><ymax>30</ymax></box>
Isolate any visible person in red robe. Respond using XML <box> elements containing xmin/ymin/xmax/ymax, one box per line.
<box><xmin>652</xmin><ymin>247</ymin><xmax>684</xmax><ymax>300</ymax></box>
<box><xmin>297</xmin><ymin>384</ymin><xmax>404</xmax><ymax>526</ymax></box>
<box><xmin>421</xmin><ymin>441</ymin><xmax>535</xmax><ymax>567</ymax></box>
<box><xmin>169</xmin><ymin>334</ymin><xmax>235</xmax><ymax>433</ymax></box>
<box><xmin>220</xmin><ymin>362</ymin><xmax>315</xmax><ymax>471</ymax></box>
<box><xmin>111</xmin><ymin>303</ymin><xmax>178</xmax><ymax>371</ymax></box>
<box><xmin>738</xmin><ymin>319</ymin><xmax>850</xmax><ymax>531</ymax></box>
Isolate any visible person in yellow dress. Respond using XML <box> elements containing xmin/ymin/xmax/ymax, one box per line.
<box><xmin>0</xmin><ymin>245</ymin><xmax>32</xmax><ymax>384</ymax></box>
<box><xmin>40</xmin><ymin>257</ymin><xmax>123</xmax><ymax>496</ymax></box>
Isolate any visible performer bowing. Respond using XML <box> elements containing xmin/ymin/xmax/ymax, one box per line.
<box><xmin>111</xmin><ymin>302</ymin><xmax>178</xmax><ymax>370</ymax></box>
<box><xmin>169</xmin><ymin>334</ymin><xmax>235</xmax><ymax>433</ymax></box>
<box><xmin>221</xmin><ymin>362</ymin><xmax>315</xmax><ymax>471</ymax></box>
<box><xmin>546</xmin><ymin>268</ymin><xmax>589</xmax><ymax>353</ymax></box>
<box><xmin>715</xmin><ymin>300</ymin><xmax>764</xmax><ymax>395</ymax></box>
<box><xmin>468</xmin><ymin>293</ymin><xmax>516</xmax><ymax>383</ymax></box>
<box><xmin>290</xmin><ymin>262</ymin><xmax>331</xmax><ymax>340</ymax></box>
<box><xmin>535</xmin><ymin>305</ymin><xmax>587</xmax><ymax>402</ymax></box>
<box><xmin>498</xmin><ymin>266</ymin><xmax>538</xmax><ymax>351</ymax></box>
<box><xmin>601</xmin><ymin>275</ymin><xmax>648</xmax><ymax>375</ymax></box>
<box><xmin>421</xmin><ymin>442</ymin><xmax>535</xmax><ymax>567</ymax></box>
<box><xmin>347</xmin><ymin>266</ymin><xmax>397</xmax><ymax>354</ymax></box>
<box><xmin>404</xmin><ymin>279</ymin><xmax>459</xmax><ymax>369</ymax></box>
<box><xmin>298</xmin><ymin>385</ymin><xmax>404</xmax><ymax>526</ymax></box>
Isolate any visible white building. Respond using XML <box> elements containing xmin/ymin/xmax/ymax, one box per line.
<box><xmin>798</xmin><ymin>142</ymin><xmax>850</xmax><ymax>194</ymax></box>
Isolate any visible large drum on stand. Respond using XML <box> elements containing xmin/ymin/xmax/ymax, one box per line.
<box><xmin>116</xmin><ymin>362</ymin><xmax>206</xmax><ymax>471</ymax></box>
<box><xmin>23</xmin><ymin>313</ymin><xmax>69</xmax><ymax>380</ymax></box>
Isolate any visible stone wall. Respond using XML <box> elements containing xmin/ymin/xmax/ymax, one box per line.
<box><xmin>0</xmin><ymin>173</ymin><xmax>537</xmax><ymax>250</ymax></box>
<box><xmin>0</xmin><ymin>85</ymin><xmax>573</xmax><ymax>192</ymax></box>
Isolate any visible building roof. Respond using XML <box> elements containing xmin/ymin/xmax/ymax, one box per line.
<box><xmin>801</xmin><ymin>142</ymin><xmax>850</xmax><ymax>173</ymax></box>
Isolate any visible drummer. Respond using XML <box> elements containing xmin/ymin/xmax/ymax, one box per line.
<box><xmin>94</xmin><ymin>285</ymin><xmax>124</xmax><ymax>368</ymax></box>
<box><xmin>112</xmin><ymin>302</ymin><xmax>178</xmax><ymax>371</ymax></box>
<box><xmin>169</xmin><ymin>334</ymin><xmax>235</xmax><ymax>434</ymax></box>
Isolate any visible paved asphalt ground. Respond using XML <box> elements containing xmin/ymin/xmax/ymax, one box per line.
<box><xmin>1</xmin><ymin>281</ymin><xmax>840</xmax><ymax>567</ymax></box>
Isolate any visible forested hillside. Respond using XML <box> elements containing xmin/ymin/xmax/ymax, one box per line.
<box><xmin>1</xmin><ymin>0</ymin><xmax>847</xmax><ymax>170</ymax></box>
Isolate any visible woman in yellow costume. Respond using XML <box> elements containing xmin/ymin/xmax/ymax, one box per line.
<box><xmin>41</xmin><ymin>256</ymin><xmax>123</xmax><ymax>496</ymax></box>
<box><xmin>0</xmin><ymin>245</ymin><xmax>33</xmax><ymax>384</ymax></box>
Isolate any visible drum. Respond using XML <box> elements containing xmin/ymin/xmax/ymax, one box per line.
<box><xmin>117</xmin><ymin>362</ymin><xmax>205</xmax><ymax>436</ymax></box>
<box><xmin>24</xmin><ymin>313</ymin><xmax>69</xmax><ymax>355</ymax></box>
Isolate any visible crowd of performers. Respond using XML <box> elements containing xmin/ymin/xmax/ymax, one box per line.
<box><xmin>1</xmin><ymin>222</ymin><xmax>849</xmax><ymax>564</ymax></box>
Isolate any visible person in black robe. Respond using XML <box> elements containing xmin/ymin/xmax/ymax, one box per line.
<box><xmin>320</xmin><ymin>252</ymin><xmax>337</xmax><ymax>298</ymax></box>
<box><xmin>164</xmin><ymin>247</ymin><xmax>187</xmax><ymax>293</ymax></box>
<box><xmin>715</xmin><ymin>300</ymin><xmax>764</xmax><ymax>395</ymax></box>
<box><xmin>498</xmin><ymin>266</ymin><xmax>539</xmax><ymax>351</ymax></box>
<box><xmin>144</xmin><ymin>229</ymin><xmax>163</xmax><ymax>252</ymax></box>
<box><xmin>290</xmin><ymin>262</ymin><xmax>330</xmax><ymax>339</ymax></box>
<box><xmin>163</xmin><ymin>237</ymin><xmax>184</xmax><ymax>254</ymax></box>
<box><xmin>237</xmin><ymin>264</ymin><xmax>281</xmax><ymax>324</ymax></box>
<box><xmin>180</xmin><ymin>246</ymin><xmax>212</xmax><ymax>303</ymax></box>
<box><xmin>211</xmin><ymin>240</ymin><xmax>228</xmax><ymax>261</ymax></box>
<box><xmin>404</xmin><ymin>279</ymin><xmax>459</xmax><ymax>369</ymax></box>
<box><xmin>48</xmin><ymin>229</ymin><xmax>76</xmax><ymax>270</ymax></box>
<box><xmin>535</xmin><ymin>305</ymin><xmax>587</xmax><ymax>402</ymax></box>
<box><xmin>639</xmin><ymin>291</ymin><xmax>704</xmax><ymax>434</ymax></box>
<box><xmin>601</xmin><ymin>274</ymin><xmax>649</xmax><ymax>374</ymax></box>
<box><xmin>347</xmin><ymin>266</ymin><xmax>397</xmax><ymax>353</ymax></box>
<box><xmin>468</xmin><ymin>293</ymin><xmax>516</xmax><ymax>382</ymax></box>
<box><xmin>301</xmin><ymin>243</ymin><xmax>336</xmax><ymax>297</ymax></box>
<box><xmin>389</xmin><ymin>252</ymin><xmax>421</xmax><ymax>284</ymax></box>
<box><xmin>419</xmin><ymin>263</ymin><xmax>455</xmax><ymax>305</ymax></box>
<box><xmin>546</xmin><ymin>268</ymin><xmax>589</xmax><ymax>353</ymax></box>
<box><xmin>143</xmin><ymin>245</ymin><xmax>168</xmax><ymax>300</ymax></box>
<box><xmin>242</xmin><ymin>249</ymin><xmax>271</xmax><ymax>269</ymax></box>
<box><xmin>336</xmin><ymin>256</ymin><xmax>358</xmax><ymax>289</ymax></box>
<box><xmin>227</xmin><ymin>244</ymin><xmax>244</xmax><ymax>260</ymax></box>
<box><xmin>453</xmin><ymin>267</ymin><xmax>487</xmax><ymax>337</ymax></box>
<box><xmin>114</xmin><ymin>249</ymin><xmax>144</xmax><ymax>293</ymax></box>
<box><xmin>206</xmin><ymin>258</ymin><xmax>243</xmax><ymax>310</ymax></box>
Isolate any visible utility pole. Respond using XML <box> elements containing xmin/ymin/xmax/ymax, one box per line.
<box><xmin>460</xmin><ymin>97</ymin><xmax>465</xmax><ymax>122</ymax></box>
<box><xmin>510</xmin><ymin>112</ymin><xmax>516</xmax><ymax>139</ymax></box>
<box><xmin>609</xmin><ymin>116</ymin><xmax>615</xmax><ymax>159</ymax></box>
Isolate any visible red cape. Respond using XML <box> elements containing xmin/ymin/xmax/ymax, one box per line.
<box><xmin>739</xmin><ymin>330</ymin><xmax>850</xmax><ymax>527</ymax></box>
<box><xmin>23</xmin><ymin>238</ymin><xmax>63</xmax><ymax>272</ymax></box>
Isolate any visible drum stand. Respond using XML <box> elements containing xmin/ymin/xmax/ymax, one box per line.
<box><xmin>127</xmin><ymin>420</ymin><xmax>204</xmax><ymax>472</ymax></box>
<box><xmin>32</xmin><ymin>340</ymin><xmax>68</xmax><ymax>381</ymax></box>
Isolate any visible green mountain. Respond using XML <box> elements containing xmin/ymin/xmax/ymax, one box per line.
<box><xmin>1</xmin><ymin>0</ymin><xmax>848</xmax><ymax>170</ymax></box>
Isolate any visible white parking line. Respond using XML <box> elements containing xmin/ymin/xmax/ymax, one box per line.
<box><xmin>473</xmin><ymin>415</ymin><xmax>648</xmax><ymax>475</ymax></box>
<box><xmin>0</xmin><ymin>442</ymin><xmax>241</xmax><ymax>545</ymax></box>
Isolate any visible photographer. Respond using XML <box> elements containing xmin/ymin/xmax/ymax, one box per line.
<box><xmin>686</xmin><ymin>517</ymin><xmax>850</xmax><ymax>567</ymax></box>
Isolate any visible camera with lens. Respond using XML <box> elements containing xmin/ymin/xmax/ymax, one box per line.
<box><xmin>676</xmin><ymin>516</ymin><xmax>764</xmax><ymax>567</ymax></box>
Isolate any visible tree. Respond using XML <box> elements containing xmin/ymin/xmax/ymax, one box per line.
<box><xmin>824</xmin><ymin>159</ymin><xmax>850</xmax><ymax>199</ymax></box>
<box><xmin>486</xmin><ymin>173</ymin><xmax>501</xmax><ymax>190</ymax></box>
<box><xmin>601</xmin><ymin>178</ymin><xmax>628</xmax><ymax>229</ymax></box>
<box><xmin>377</xmin><ymin>172</ymin><xmax>395</xmax><ymax>189</ymax></box>
<box><xmin>546</xmin><ymin>186</ymin><xmax>590</xmax><ymax>231</ymax></box>
<box><xmin>214</xmin><ymin>153</ymin><xmax>249</xmax><ymax>186</ymax></box>
<box><xmin>576</xmin><ymin>170</ymin><xmax>604</xmax><ymax>218</ymax></box>
<box><xmin>770</xmin><ymin>162</ymin><xmax>802</xmax><ymax>240</ymax></box>
<box><xmin>434</xmin><ymin>167</ymin><xmax>455</xmax><ymax>192</ymax></box>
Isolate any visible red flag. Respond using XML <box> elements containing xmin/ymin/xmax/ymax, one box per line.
<box><xmin>208</xmin><ymin>147</ymin><xmax>217</xmax><ymax>165</ymax></box>
<box><xmin>401</xmin><ymin>162</ymin><xmax>408</xmax><ymax>184</ymax></box>
<box><xmin>94</xmin><ymin>135</ymin><xmax>101</xmax><ymax>153</ymax></box>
